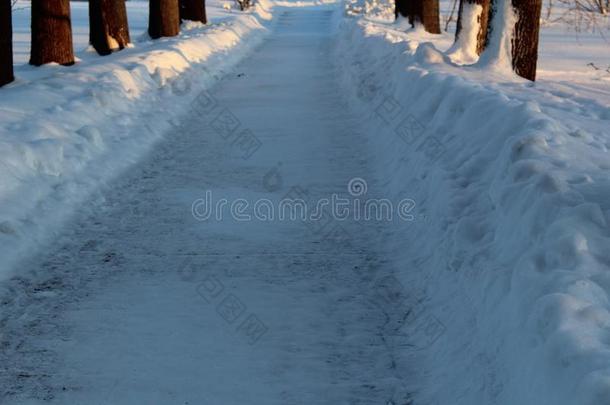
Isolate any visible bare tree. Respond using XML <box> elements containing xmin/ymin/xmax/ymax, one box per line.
<box><xmin>553</xmin><ymin>0</ymin><xmax>608</xmax><ymax>31</ymax></box>
<box><xmin>395</xmin><ymin>0</ymin><xmax>442</xmax><ymax>33</ymax></box>
<box><xmin>573</xmin><ymin>0</ymin><xmax>607</xmax><ymax>13</ymax></box>
<box><xmin>30</xmin><ymin>0</ymin><xmax>75</xmax><ymax>66</ymax></box>
<box><xmin>89</xmin><ymin>0</ymin><xmax>130</xmax><ymax>55</ymax></box>
<box><xmin>1</xmin><ymin>0</ymin><xmax>13</xmax><ymax>86</ymax></box>
<box><xmin>454</xmin><ymin>0</ymin><xmax>490</xmax><ymax>55</ymax></box>
<box><xmin>149</xmin><ymin>0</ymin><xmax>180</xmax><ymax>39</ymax></box>
<box><xmin>544</xmin><ymin>0</ymin><xmax>553</xmax><ymax>19</ymax></box>
<box><xmin>444</xmin><ymin>0</ymin><xmax>460</xmax><ymax>31</ymax></box>
<box><xmin>180</xmin><ymin>0</ymin><xmax>207</xmax><ymax>23</ymax></box>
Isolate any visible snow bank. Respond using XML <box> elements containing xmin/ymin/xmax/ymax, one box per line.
<box><xmin>336</xmin><ymin>15</ymin><xmax>610</xmax><ymax>405</ymax></box>
<box><xmin>0</xmin><ymin>0</ymin><xmax>277</xmax><ymax>280</ymax></box>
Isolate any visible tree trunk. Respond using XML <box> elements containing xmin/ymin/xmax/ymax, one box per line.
<box><xmin>30</xmin><ymin>0</ymin><xmax>75</xmax><ymax>66</ymax></box>
<box><xmin>179</xmin><ymin>0</ymin><xmax>207</xmax><ymax>24</ymax></box>
<box><xmin>454</xmin><ymin>0</ymin><xmax>490</xmax><ymax>55</ymax></box>
<box><xmin>421</xmin><ymin>0</ymin><xmax>441</xmax><ymax>33</ymax></box>
<box><xmin>395</xmin><ymin>0</ymin><xmax>404</xmax><ymax>19</ymax></box>
<box><xmin>395</xmin><ymin>0</ymin><xmax>441</xmax><ymax>34</ymax></box>
<box><xmin>0</xmin><ymin>0</ymin><xmax>14</xmax><ymax>86</ymax></box>
<box><xmin>89</xmin><ymin>0</ymin><xmax>131</xmax><ymax>56</ymax></box>
<box><xmin>149</xmin><ymin>0</ymin><xmax>180</xmax><ymax>39</ymax></box>
<box><xmin>511</xmin><ymin>0</ymin><xmax>543</xmax><ymax>80</ymax></box>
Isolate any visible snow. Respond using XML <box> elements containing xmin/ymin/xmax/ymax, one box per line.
<box><xmin>475</xmin><ymin>0</ymin><xmax>516</xmax><ymax>73</ymax></box>
<box><xmin>0</xmin><ymin>0</ymin><xmax>609</xmax><ymax>404</ymax></box>
<box><xmin>445</xmin><ymin>2</ymin><xmax>483</xmax><ymax>64</ymax></box>
<box><xmin>0</xmin><ymin>5</ymin><xmax>411</xmax><ymax>404</ymax></box>
<box><xmin>0</xmin><ymin>0</ymin><xmax>274</xmax><ymax>280</ymax></box>
<box><xmin>336</xmin><ymin>3</ymin><xmax>610</xmax><ymax>404</ymax></box>
<box><xmin>106</xmin><ymin>34</ymin><xmax>121</xmax><ymax>51</ymax></box>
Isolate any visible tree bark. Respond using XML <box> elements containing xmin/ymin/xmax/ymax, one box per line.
<box><xmin>395</xmin><ymin>0</ymin><xmax>441</xmax><ymax>34</ymax></box>
<box><xmin>179</xmin><ymin>0</ymin><xmax>207</xmax><ymax>24</ymax></box>
<box><xmin>89</xmin><ymin>0</ymin><xmax>131</xmax><ymax>56</ymax></box>
<box><xmin>395</xmin><ymin>0</ymin><xmax>406</xmax><ymax>19</ymax></box>
<box><xmin>30</xmin><ymin>0</ymin><xmax>75</xmax><ymax>66</ymax></box>
<box><xmin>0</xmin><ymin>0</ymin><xmax>14</xmax><ymax>86</ymax></box>
<box><xmin>511</xmin><ymin>0</ymin><xmax>543</xmax><ymax>80</ymax></box>
<box><xmin>149</xmin><ymin>0</ymin><xmax>180</xmax><ymax>39</ymax></box>
<box><xmin>420</xmin><ymin>0</ymin><xmax>441</xmax><ymax>33</ymax></box>
<box><xmin>454</xmin><ymin>0</ymin><xmax>490</xmax><ymax>55</ymax></box>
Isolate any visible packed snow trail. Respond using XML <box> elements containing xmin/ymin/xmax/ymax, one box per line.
<box><xmin>0</xmin><ymin>6</ymin><xmax>413</xmax><ymax>404</ymax></box>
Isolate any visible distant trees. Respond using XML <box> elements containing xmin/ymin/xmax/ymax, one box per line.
<box><xmin>89</xmin><ymin>0</ymin><xmax>131</xmax><ymax>55</ymax></box>
<box><xmin>581</xmin><ymin>0</ymin><xmax>608</xmax><ymax>13</ymax></box>
<box><xmin>1</xmin><ymin>0</ymin><xmax>215</xmax><ymax>87</ymax></box>
<box><xmin>149</xmin><ymin>0</ymin><xmax>181</xmax><ymax>38</ymax></box>
<box><xmin>180</xmin><ymin>0</ymin><xmax>207</xmax><ymax>24</ymax></box>
<box><xmin>551</xmin><ymin>0</ymin><xmax>608</xmax><ymax>26</ymax></box>
<box><xmin>395</xmin><ymin>0</ymin><xmax>441</xmax><ymax>33</ymax></box>
<box><xmin>0</xmin><ymin>0</ymin><xmax>546</xmax><ymax>87</ymax></box>
<box><xmin>0</xmin><ymin>0</ymin><xmax>14</xmax><ymax>86</ymax></box>
<box><xmin>30</xmin><ymin>0</ymin><xmax>75</xmax><ymax>66</ymax></box>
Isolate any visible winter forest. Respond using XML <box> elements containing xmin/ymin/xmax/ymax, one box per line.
<box><xmin>0</xmin><ymin>0</ymin><xmax>609</xmax><ymax>404</ymax></box>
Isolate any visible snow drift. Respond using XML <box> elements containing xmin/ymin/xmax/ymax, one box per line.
<box><xmin>0</xmin><ymin>0</ymin><xmax>276</xmax><ymax>280</ymax></box>
<box><xmin>336</xmin><ymin>14</ymin><xmax>610</xmax><ymax>405</ymax></box>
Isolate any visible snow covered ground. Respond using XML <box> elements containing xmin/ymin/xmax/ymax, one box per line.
<box><xmin>338</xmin><ymin>1</ymin><xmax>610</xmax><ymax>404</ymax></box>
<box><xmin>1</xmin><ymin>0</ymin><xmax>609</xmax><ymax>404</ymax></box>
<box><xmin>0</xmin><ymin>0</ymin><xmax>275</xmax><ymax>280</ymax></box>
<box><xmin>1</xmin><ymin>5</ymin><xmax>411</xmax><ymax>404</ymax></box>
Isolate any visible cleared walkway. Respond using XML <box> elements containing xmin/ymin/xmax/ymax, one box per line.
<box><xmin>1</xmin><ymin>6</ymin><xmax>410</xmax><ymax>404</ymax></box>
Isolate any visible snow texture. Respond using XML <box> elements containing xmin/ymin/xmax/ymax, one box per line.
<box><xmin>0</xmin><ymin>0</ymin><xmax>273</xmax><ymax>280</ymax></box>
<box><xmin>446</xmin><ymin>3</ymin><xmax>483</xmax><ymax>64</ymax></box>
<box><xmin>0</xmin><ymin>0</ymin><xmax>609</xmax><ymax>404</ymax></box>
<box><xmin>337</xmin><ymin>9</ymin><xmax>610</xmax><ymax>405</ymax></box>
<box><xmin>1</xmin><ymin>4</ymin><xmax>414</xmax><ymax>405</ymax></box>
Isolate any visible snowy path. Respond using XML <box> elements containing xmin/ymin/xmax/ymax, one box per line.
<box><xmin>1</xmin><ymin>6</ymin><xmax>410</xmax><ymax>405</ymax></box>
